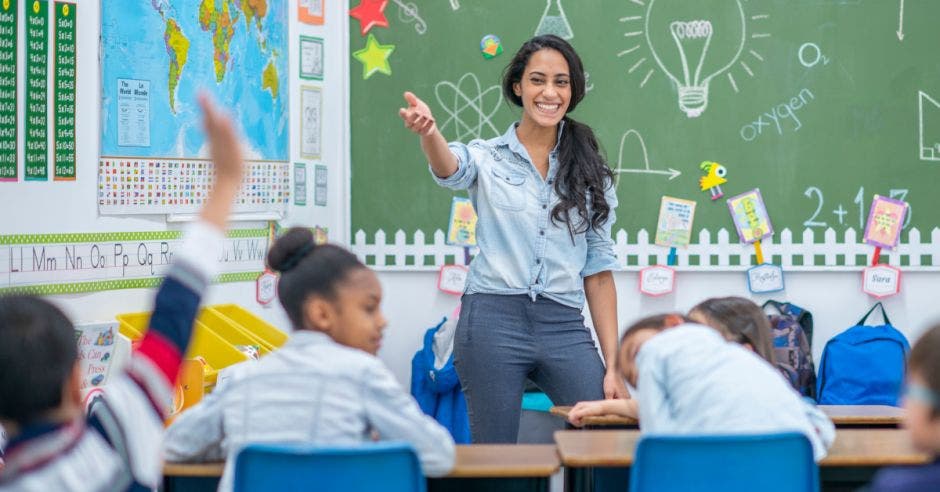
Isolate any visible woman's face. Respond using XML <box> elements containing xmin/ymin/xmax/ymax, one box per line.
<box><xmin>513</xmin><ymin>48</ymin><xmax>571</xmax><ymax>129</ymax></box>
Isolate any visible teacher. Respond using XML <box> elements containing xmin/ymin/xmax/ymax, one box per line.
<box><xmin>398</xmin><ymin>35</ymin><xmax>626</xmax><ymax>443</ymax></box>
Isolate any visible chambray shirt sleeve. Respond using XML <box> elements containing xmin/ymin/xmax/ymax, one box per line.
<box><xmin>635</xmin><ymin>345</ymin><xmax>677</xmax><ymax>434</ymax></box>
<box><xmin>362</xmin><ymin>360</ymin><xmax>456</xmax><ymax>477</ymax></box>
<box><xmin>163</xmin><ymin>384</ymin><xmax>227</xmax><ymax>462</ymax></box>
<box><xmin>429</xmin><ymin>141</ymin><xmax>481</xmax><ymax>190</ymax></box>
<box><xmin>581</xmin><ymin>179</ymin><xmax>620</xmax><ymax>277</ymax></box>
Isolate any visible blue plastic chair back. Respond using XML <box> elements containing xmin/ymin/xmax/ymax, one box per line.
<box><xmin>629</xmin><ymin>433</ymin><xmax>819</xmax><ymax>492</ymax></box>
<box><xmin>234</xmin><ymin>442</ymin><xmax>426</xmax><ymax>492</ymax></box>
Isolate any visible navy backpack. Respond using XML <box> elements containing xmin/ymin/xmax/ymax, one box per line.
<box><xmin>816</xmin><ymin>303</ymin><xmax>910</xmax><ymax>406</ymax></box>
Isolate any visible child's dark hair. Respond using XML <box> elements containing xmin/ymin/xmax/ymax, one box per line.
<box><xmin>501</xmin><ymin>34</ymin><xmax>615</xmax><ymax>237</ymax></box>
<box><xmin>267</xmin><ymin>228</ymin><xmax>366</xmax><ymax>329</ymax></box>
<box><xmin>909</xmin><ymin>324</ymin><xmax>940</xmax><ymax>418</ymax></box>
<box><xmin>690</xmin><ymin>297</ymin><xmax>776</xmax><ymax>364</ymax></box>
<box><xmin>620</xmin><ymin>313</ymin><xmax>689</xmax><ymax>344</ymax></box>
<box><xmin>0</xmin><ymin>296</ymin><xmax>77</xmax><ymax>424</ymax></box>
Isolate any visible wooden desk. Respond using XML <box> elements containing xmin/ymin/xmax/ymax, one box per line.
<box><xmin>164</xmin><ymin>445</ymin><xmax>560</xmax><ymax>492</ymax></box>
<box><xmin>163</xmin><ymin>462</ymin><xmax>224</xmax><ymax>478</ymax></box>
<box><xmin>820</xmin><ymin>405</ymin><xmax>904</xmax><ymax>427</ymax></box>
<box><xmin>554</xmin><ymin>429</ymin><xmax>930</xmax><ymax>492</ymax></box>
<box><xmin>549</xmin><ymin>406</ymin><xmax>638</xmax><ymax>428</ymax></box>
<box><xmin>551</xmin><ymin>405</ymin><xmax>903</xmax><ymax>429</ymax></box>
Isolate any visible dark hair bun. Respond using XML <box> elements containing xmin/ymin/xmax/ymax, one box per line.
<box><xmin>267</xmin><ymin>227</ymin><xmax>316</xmax><ymax>273</ymax></box>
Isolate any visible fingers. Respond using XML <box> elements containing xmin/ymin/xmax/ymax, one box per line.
<box><xmin>399</xmin><ymin>109</ymin><xmax>436</xmax><ymax>136</ymax></box>
<box><xmin>403</xmin><ymin>91</ymin><xmax>419</xmax><ymax>107</ymax></box>
<box><xmin>198</xmin><ymin>91</ymin><xmax>244</xmax><ymax>181</ymax></box>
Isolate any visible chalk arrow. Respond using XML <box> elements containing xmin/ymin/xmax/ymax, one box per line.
<box><xmin>897</xmin><ymin>0</ymin><xmax>905</xmax><ymax>41</ymax></box>
<box><xmin>615</xmin><ymin>168</ymin><xmax>682</xmax><ymax>180</ymax></box>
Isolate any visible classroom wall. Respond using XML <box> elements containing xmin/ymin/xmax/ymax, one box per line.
<box><xmin>11</xmin><ymin>1</ymin><xmax>352</xmax><ymax>332</ymax></box>
<box><xmin>375</xmin><ymin>270</ymin><xmax>940</xmax><ymax>388</ymax></box>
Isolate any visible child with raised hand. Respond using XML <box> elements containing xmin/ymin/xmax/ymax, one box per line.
<box><xmin>163</xmin><ymin>230</ymin><xmax>456</xmax><ymax>491</ymax></box>
<box><xmin>0</xmin><ymin>94</ymin><xmax>245</xmax><ymax>491</ymax></box>
<box><xmin>615</xmin><ymin>313</ymin><xmax>831</xmax><ymax>460</ymax></box>
<box><xmin>867</xmin><ymin>324</ymin><xmax>940</xmax><ymax>491</ymax></box>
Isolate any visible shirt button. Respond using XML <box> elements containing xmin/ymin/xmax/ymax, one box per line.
<box><xmin>540</xmin><ymin>230</ymin><xmax>545</xmax><ymax>236</ymax></box>
<box><xmin>542</xmin><ymin>204</ymin><xmax>547</xmax><ymax>210</ymax></box>
<box><xmin>547</xmin><ymin>179</ymin><xmax>554</xmax><ymax>185</ymax></box>
<box><xmin>536</xmin><ymin>259</ymin><xmax>541</xmax><ymax>264</ymax></box>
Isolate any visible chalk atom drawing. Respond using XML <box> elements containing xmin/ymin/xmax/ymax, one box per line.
<box><xmin>918</xmin><ymin>91</ymin><xmax>940</xmax><ymax>161</ymax></box>
<box><xmin>613</xmin><ymin>129</ymin><xmax>681</xmax><ymax>185</ymax></box>
<box><xmin>619</xmin><ymin>0</ymin><xmax>769</xmax><ymax>118</ymax></box>
<box><xmin>434</xmin><ymin>73</ymin><xmax>502</xmax><ymax>141</ymax></box>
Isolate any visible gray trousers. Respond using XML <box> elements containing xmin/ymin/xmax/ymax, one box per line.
<box><xmin>454</xmin><ymin>293</ymin><xmax>606</xmax><ymax>443</ymax></box>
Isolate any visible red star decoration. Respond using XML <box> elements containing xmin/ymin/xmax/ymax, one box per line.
<box><xmin>350</xmin><ymin>0</ymin><xmax>389</xmax><ymax>36</ymax></box>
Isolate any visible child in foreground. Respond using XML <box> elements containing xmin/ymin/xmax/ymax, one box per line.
<box><xmin>163</xmin><ymin>229</ymin><xmax>456</xmax><ymax>491</ymax></box>
<box><xmin>0</xmin><ymin>94</ymin><xmax>244</xmax><ymax>491</ymax></box>
<box><xmin>866</xmin><ymin>324</ymin><xmax>940</xmax><ymax>491</ymax></box>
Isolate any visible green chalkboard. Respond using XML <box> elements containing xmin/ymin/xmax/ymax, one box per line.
<box><xmin>350</xmin><ymin>0</ymin><xmax>940</xmax><ymax>269</ymax></box>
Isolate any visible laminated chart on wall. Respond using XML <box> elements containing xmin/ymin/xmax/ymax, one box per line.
<box><xmin>0</xmin><ymin>229</ymin><xmax>269</xmax><ymax>295</ymax></box>
<box><xmin>0</xmin><ymin>0</ymin><xmax>17</xmax><ymax>181</ymax></box>
<box><xmin>98</xmin><ymin>1</ymin><xmax>290</xmax><ymax>215</ymax></box>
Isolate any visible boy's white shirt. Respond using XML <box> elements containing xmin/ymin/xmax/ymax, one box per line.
<box><xmin>635</xmin><ymin>323</ymin><xmax>835</xmax><ymax>461</ymax></box>
<box><xmin>163</xmin><ymin>330</ymin><xmax>456</xmax><ymax>492</ymax></box>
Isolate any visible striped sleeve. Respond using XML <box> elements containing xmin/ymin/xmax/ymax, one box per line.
<box><xmin>135</xmin><ymin>221</ymin><xmax>224</xmax><ymax>386</ymax></box>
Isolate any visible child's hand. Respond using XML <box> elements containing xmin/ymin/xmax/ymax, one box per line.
<box><xmin>199</xmin><ymin>93</ymin><xmax>245</xmax><ymax>184</ymax></box>
<box><xmin>197</xmin><ymin>92</ymin><xmax>246</xmax><ymax>229</ymax></box>
<box><xmin>568</xmin><ymin>400</ymin><xmax>610</xmax><ymax>427</ymax></box>
<box><xmin>604</xmin><ymin>370</ymin><xmax>630</xmax><ymax>399</ymax></box>
<box><xmin>398</xmin><ymin>92</ymin><xmax>437</xmax><ymax>137</ymax></box>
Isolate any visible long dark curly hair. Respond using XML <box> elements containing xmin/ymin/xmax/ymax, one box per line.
<box><xmin>502</xmin><ymin>35</ymin><xmax>615</xmax><ymax>235</ymax></box>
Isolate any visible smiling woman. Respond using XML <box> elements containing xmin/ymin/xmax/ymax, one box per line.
<box><xmin>398</xmin><ymin>35</ymin><xmax>626</xmax><ymax>444</ymax></box>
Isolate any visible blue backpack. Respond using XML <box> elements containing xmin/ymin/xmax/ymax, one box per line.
<box><xmin>816</xmin><ymin>303</ymin><xmax>910</xmax><ymax>406</ymax></box>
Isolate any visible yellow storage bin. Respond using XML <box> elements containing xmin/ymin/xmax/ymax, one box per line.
<box><xmin>114</xmin><ymin>312</ymin><xmax>249</xmax><ymax>386</ymax></box>
<box><xmin>198</xmin><ymin>309</ymin><xmax>273</xmax><ymax>355</ymax></box>
<box><xmin>209</xmin><ymin>304</ymin><xmax>289</xmax><ymax>349</ymax></box>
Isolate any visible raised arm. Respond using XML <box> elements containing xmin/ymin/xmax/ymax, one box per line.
<box><xmin>398</xmin><ymin>91</ymin><xmax>458</xmax><ymax>178</ymax></box>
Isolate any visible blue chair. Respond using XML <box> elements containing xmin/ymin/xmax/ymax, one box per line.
<box><xmin>629</xmin><ymin>432</ymin><xmax>819</xmax><ymax>492</ymax></box>
<box><xmin>234</xmin><ymin>442</ymin><xmax>426</xmax><ymax>492</ymax></box>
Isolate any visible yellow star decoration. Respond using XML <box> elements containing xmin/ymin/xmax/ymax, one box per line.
<box><xmin>353</xmin><ymin>33</ymin><xmax>395</xmax><ymax>80</ymax></box>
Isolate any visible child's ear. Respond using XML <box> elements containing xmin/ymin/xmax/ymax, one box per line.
<box><xmin>303</xmin><ymin>297</ymin><xmax>335</xmax><ymax>333</ymax></box>
<box><xmin>743</xmin><ymin>342</ymin><xmax>755</xmax><ymax>353</ymax></box>
<box><xmin>63</xmin><ymin>362</ymin><xmax>83</xmax><ymax>412</ymax></box>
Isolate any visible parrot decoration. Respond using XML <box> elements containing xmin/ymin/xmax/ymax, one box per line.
<box><xmin>699</xmin><ymin>161</ymin><xmax>728</xmax><ymax>201</ymax></box>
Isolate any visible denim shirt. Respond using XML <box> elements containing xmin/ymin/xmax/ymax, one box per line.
<box><xmin>431</xmin><ymin>122</ymin><xmax>619</xmax><ymax>308</ymax></box>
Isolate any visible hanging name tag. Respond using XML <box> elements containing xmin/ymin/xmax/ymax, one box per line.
<box><xmin>862</xmin><ymin>265</ymin><xmax>901</xmax><ymax>298</ymax></box>
<box><xmin>746</xmin><ymin>263</ymin><xmax>785</xmax><ymax>294</ymax></box>
<box><xmin>639</xmin><ymin>265</ymin><xmax>676</xmax><ymax>297</ymax></box>
<box><xmin>438</xmin><ymin>264</ymin><xmax>469</xmax><ymax>296</ymax></box>
<box><xmin>256</xmin><ymin>271</ymin><xmax>278</xmax><ymax>305</ymax></box>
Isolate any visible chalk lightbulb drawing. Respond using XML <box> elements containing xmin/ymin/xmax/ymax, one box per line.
<box><xmin>619</xmin><ymin>0</ymin><xmax>770</xmax><ymax>118</ymax></box>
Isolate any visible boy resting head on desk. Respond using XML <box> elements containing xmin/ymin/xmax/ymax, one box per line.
<box><xmin>611</xmin><ymin>313</ymin><xmax>833</xmax><ymax>460</ymax></box>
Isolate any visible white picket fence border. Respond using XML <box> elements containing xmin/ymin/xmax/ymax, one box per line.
<box><xmin>352</xmin><ymin>227</ymin><xmax>940</xmax><ymax>272</ymax></box>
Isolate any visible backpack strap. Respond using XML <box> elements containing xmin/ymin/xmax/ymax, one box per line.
<box><xmin>857</xmin><ymin>302</ymin><xmax>892</xmax><ymax>326</ymax></box>
<box><xmin>762</xmin><ymin>299</ymin><xmax>785</xmax><ymax>314</ymax></box>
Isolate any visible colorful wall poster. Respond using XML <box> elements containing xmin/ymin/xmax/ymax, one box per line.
<box><xmin>863</xmin><ymin>195</ymin><xmax>909</xmax><ymax>250</ymax></box>
<box><xmin>447</xmin><ymin>196</ymin><xmax>477</xmax><ymax>246</ymax></box>
<box><xmin>654</xmin><ymin>196</ymin><xmax>697</xmax><ymax>248</ymax></box>
<box><xmin>727</xmin><ymin>188</ymin><xmax>773</xmax><ymax>244</ymax></box>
